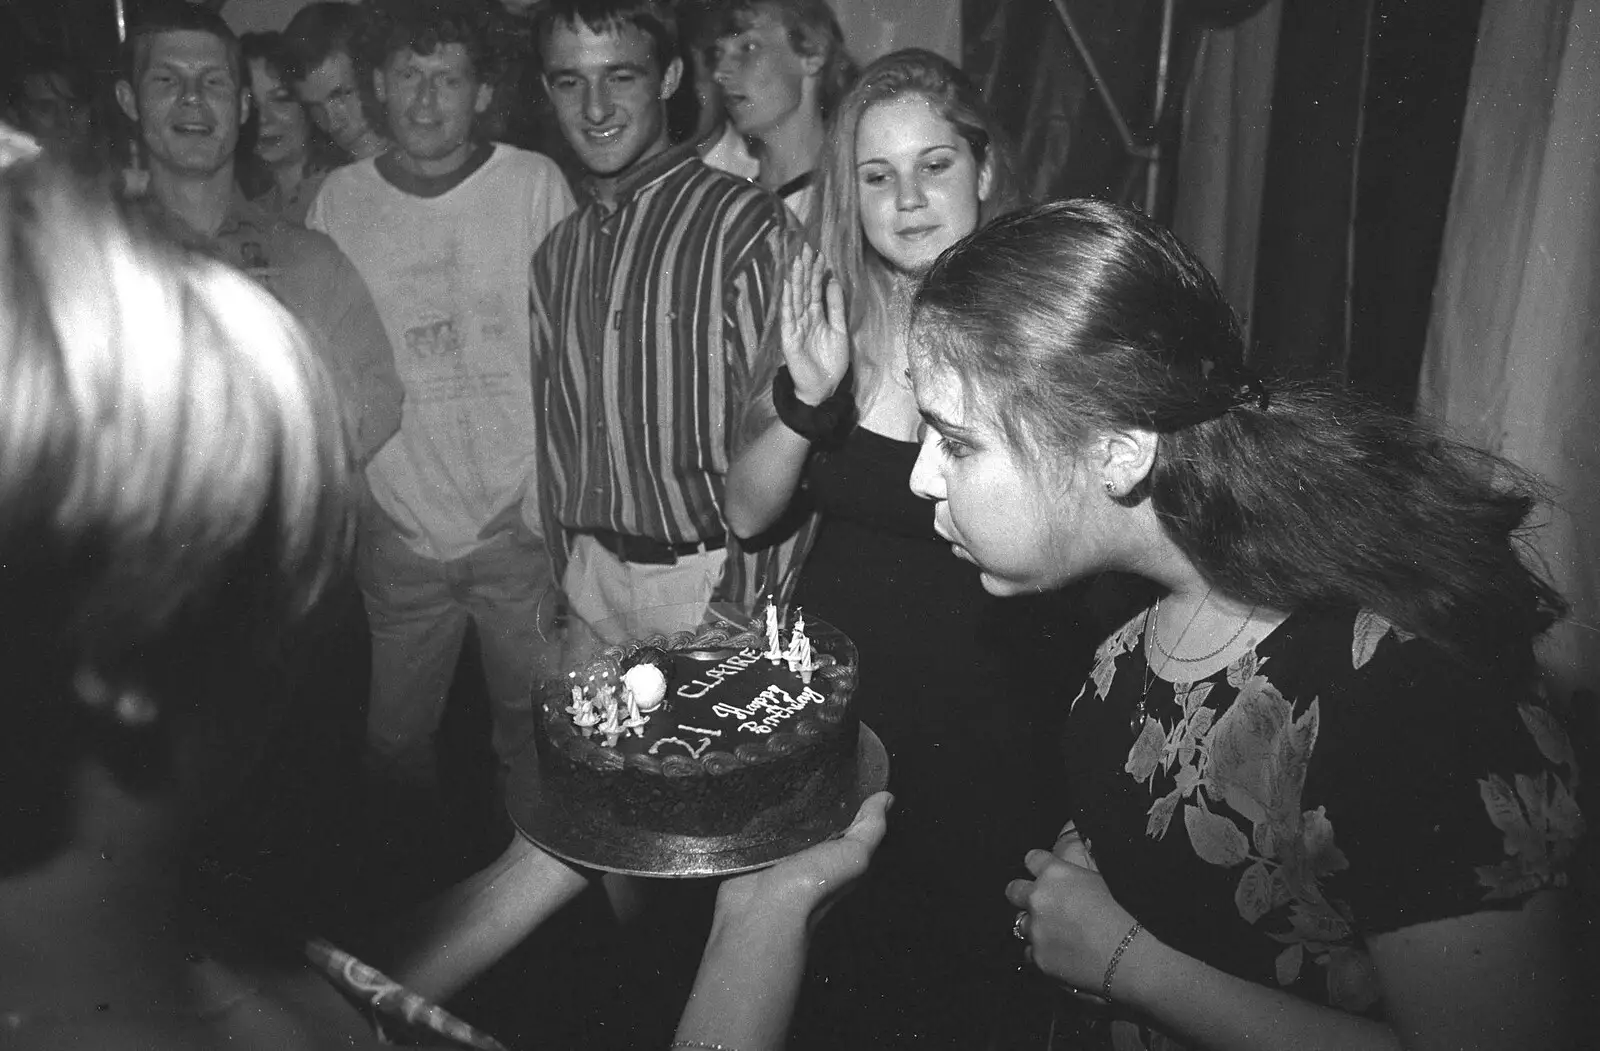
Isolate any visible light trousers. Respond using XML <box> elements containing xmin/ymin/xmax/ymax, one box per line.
<box><xmin>562</xmin><ymin>533</ymin><xmax>728</xmax><ymax>641</ymax></box>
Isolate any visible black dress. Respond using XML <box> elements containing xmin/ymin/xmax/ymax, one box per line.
<box><xmin>786</xmin><ymin>426</ymin><xmax>1087</xmax><ymax>1050</ymax></box>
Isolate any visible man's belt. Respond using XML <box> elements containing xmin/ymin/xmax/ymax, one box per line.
<box><xmin>583</xmin><ymin>528</ymin><xmax>727</xmax><ymax>565</ymax></box>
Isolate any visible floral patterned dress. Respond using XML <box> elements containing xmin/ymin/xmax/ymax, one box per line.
<box><xmin>1060</xmin><ymin>606</ymin><xmax>1584</xmax><ymax>1050</ymax></box>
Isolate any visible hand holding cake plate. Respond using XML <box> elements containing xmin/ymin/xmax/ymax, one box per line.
<box><xmin>506</xmin><ymin>602</ymin><xmax>889</xmax><ymax>877</ymax></box>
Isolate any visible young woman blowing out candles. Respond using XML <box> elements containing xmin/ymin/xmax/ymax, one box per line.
<box><xmin>908</xmin><ymin>198</ymin><xmax>1580</xmax><ymax>1051</ymax></box>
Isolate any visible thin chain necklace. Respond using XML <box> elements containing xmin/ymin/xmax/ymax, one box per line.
<box><xmin>1150</xmin><ymin>597</ymin><xmax>1259</xmax><ymax>664</ymax></box>
<box><xmin>1134</xmin><ymin>590</ymin><xmax>1255</xmax><ymax>733</ymax></box>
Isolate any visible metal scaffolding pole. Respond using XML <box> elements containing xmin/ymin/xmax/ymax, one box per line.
<box><xmin>1047</xmin><ymin>0</ymin><xmax>1176</xmax><ymax>216</ymax></box>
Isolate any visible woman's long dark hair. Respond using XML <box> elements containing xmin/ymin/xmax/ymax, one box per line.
<box><xmin>912</xmin><ymin>199</ymin><xmax>1564</xmax><ymax>678</ymax></box>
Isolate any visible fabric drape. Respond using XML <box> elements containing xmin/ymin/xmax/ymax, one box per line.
<box><xmin>964</xmin><ymin>0</ymin><xmax>1164</xmax><ymax>205</ymax></box>
<box><xmin>1171</xmin><ymin>0</ymin><xmax>1282</xmax><ymax>339</ymax></box>
<box><xmin>1420</xmin><ymin>0</ymin><xmax>1600</xmax><ymax>697</ymax></box>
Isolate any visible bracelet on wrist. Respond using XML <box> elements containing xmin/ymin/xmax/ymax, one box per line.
<box><xmin>773</xmin><ymin>365</ymin><xmax>855</xmax><ymax>444</ymax></box>
<box><xmin>1100</xmin><ymin>920</ymin><xmax>1144</xmax><ymax>1002</ymax></box>
<box><xmin>670</xmin><ymin>1042</ymin><xmax>741</xmax><ymax>1051</ymax></box>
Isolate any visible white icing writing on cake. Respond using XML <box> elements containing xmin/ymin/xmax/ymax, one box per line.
<box><xmin>648</xmin><ymin>735</ymin><xmax>715</xmax><ymax>759</ymax></box>
<box><xmin>699</xmin><ymin>684</ymin><xmax>825</xmax><ymax>734</ymax></box>
<box><xmin>642</xmin><ymin>724</ymin><xmax>731</xmax><ymax>760</ymax></box>
<box><xmin>674</xmin><ymin>648</ymin><xmax>765</xmax><ymax>699</ymax></box>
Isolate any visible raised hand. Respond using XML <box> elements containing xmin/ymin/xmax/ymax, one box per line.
<box><xmin>780</xmin><ymin>243</ymin><xmax>851</xmax><ymax>406</ymax></box>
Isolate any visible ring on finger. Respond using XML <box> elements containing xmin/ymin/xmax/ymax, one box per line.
<box><xmin>1012</xmin><ymin>910</ymin><xmax>1028</xmax><ymax>942</ymax></box>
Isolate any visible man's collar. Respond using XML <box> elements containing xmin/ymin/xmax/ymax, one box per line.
<box><xmin>579</xmin><ymin>141</ymin><xmax>699</xmax><ymax>209</ymax></box>
<box><xmin>376</xmin><ymin>139</ymin><xmax>495</xmax><ymax>198</ymax></box>
<box><xmin>133</xmin><ymin>185</ymin><xmax>269</xmax><ymax>248</ymax></box>
<box><xmin>775</xmin><ymin>169</ymin><xmax>815</xmax><ymax>200</ymax></box>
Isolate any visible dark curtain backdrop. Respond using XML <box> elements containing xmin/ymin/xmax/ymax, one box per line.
<box><xmin>961</xmin><ymin>0</ymin><xmax>1482</xmax><ymax>410</ymax></box>
<box><xmin>1</xmin><ymin>0</ymin><xmax>126</xmax><ymax>145</ymax></box>
<box><xmin>1248</xmin><ymin>0</ymin><xmax>1372</xmax><ymax>380</ymax></box>
<box><xmin>964</xmin><ymin>0</ymin><xmax>1166</xmax><ymax>207</ymax></box>
<box><xmin>1347</xmin><ymin>0</ymin><xmax>1485</xmax><ymax>409</ymax></box>
<box><xmin>0</xmin><ymin>0</ymin><xmax>121</xmax><ymax>62</ymax></box>
<box><xmin>1250</xmin><ymin>0</ymin><xmax>1483</xmax><ymax>405</ymax></box>
<box><xmin>1170</xmin><ymin>1</ymin><xmax>1281</xmax><ymax>337</ymax></box>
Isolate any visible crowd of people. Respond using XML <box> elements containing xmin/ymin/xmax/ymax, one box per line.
<box><xmin>0</xmin><ymin>1</ymin><xmax>1587</xmax><ymax>1049</ymax></box>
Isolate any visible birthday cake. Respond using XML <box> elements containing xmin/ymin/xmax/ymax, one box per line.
<box><xmin>533</xmin><ymin>610</ymin><xmax>859</xmax><ymax>841</ymax></box>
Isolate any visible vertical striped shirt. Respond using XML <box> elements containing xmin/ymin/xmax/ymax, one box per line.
<box><xmin>532</xmin><ymin>144</ymin><xmax>788</xmax><ymax>584</ymax></box>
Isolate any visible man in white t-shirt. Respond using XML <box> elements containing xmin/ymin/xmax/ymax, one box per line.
<box><xmin>309</xmin><ymin>0</ymin><xmax>574</xmax><ymax>810</ymax></box>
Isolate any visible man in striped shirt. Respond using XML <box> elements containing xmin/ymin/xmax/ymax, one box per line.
<box><xmin>531</xmin><ymin>0</ymin><xmax>788</xmax><ymax>636</ymax></box>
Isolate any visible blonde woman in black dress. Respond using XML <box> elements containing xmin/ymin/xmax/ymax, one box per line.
<box><xmin>726</xmin><ymin>48</ymin><xmax>1075</xmax><ymax>1049</ymax></box>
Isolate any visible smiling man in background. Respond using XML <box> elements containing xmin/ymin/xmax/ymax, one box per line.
<box><xmin>115</xmin><ymin>0</ymin><xmax>401</xmax><ymax>469</ymax></box>
<box><xmin>529</xmin><ymin>0</ymin><xmax>789</xmax><ymax>635</ymax></box>
<box><xmin>308</xmin><ymin>0</ymin><xmax>573</xmax><ymax>843</ymax></box>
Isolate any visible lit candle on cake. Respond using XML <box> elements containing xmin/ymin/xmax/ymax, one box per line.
<box><xmin>623</xmin><ymin>690</ymin><xmax>648</xmax><ymax>737</ymax></box>
<box><xmin>764</xmin><ymin>598</ymin><xmax>784</xmax><ymax>662</ymax></box>
<box><xmin>785</xmin><ymin>609</ymin><xmax>815</xmax><ymax>683</ymax></box>
<box><xmin>598</xmin><ymin>698</ymin><xmax>625</xmax><ymax>747</ymax></box>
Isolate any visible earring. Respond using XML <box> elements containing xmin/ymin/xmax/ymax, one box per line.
<box><xmin>1103</xmin><ymin>480</ymin><xmax>1116</xmax><ymax>495</ymax></box>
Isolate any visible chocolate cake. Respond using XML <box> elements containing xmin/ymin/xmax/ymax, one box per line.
<box><xmin>533</xmin><ymin>617</ymin><xmax>859</xmax><ymax>840</ymax></box>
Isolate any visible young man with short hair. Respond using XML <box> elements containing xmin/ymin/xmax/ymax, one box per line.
<box><xmin>707</xmin><ymin>0</ymin><xmax>852</xmax><ymax>218</ymax></box>
<box><xmin>530</xmin><ymin>0</ymin><xmax>789</xmax><ymax>638</ymax></box>
<box><xmin>115</xmin><ymin>1</ymin><xmax>402</xmax><ymax>467</ymax></box>
<box><xmin>284</xmin><ymin>1</ymin><xmax>390</xmax><ymax>161</ymax></box>
<box><xmin>677</xmin><ymin>0</ymin><xmax>758</xmax><ymax>179</ymax></box>
<box><xmin>308</xmin><ymin>0</ymin><xmax>574</xmax><ymax>807</ymax></box>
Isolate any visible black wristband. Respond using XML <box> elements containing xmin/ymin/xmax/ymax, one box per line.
<box><xmin>773</xmin><ymin>365</ymin><xmax>856</xmax><ymax>444</ymax></box>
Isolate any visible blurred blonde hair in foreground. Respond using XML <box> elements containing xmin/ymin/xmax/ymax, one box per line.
<box><xmin>0</xmin><ymin>158</ymin><xmax>352</xmax><ymax>754</ymax></box>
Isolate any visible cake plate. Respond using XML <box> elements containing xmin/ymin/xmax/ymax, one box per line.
<box><xmin>505</xmin><ymin>724</ymin><xmax>890</xmax><ymax>878</ymax></box>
